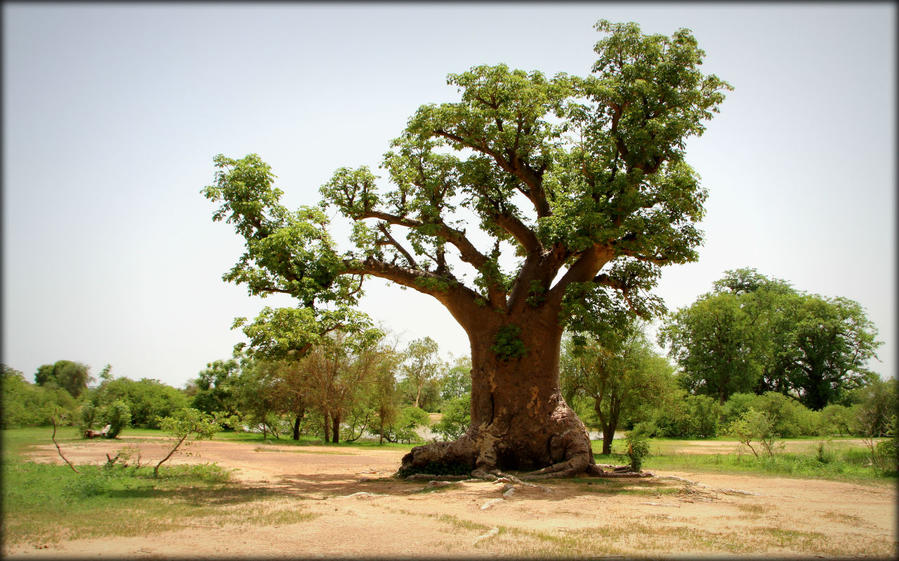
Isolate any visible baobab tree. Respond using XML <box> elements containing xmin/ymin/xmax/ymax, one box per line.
<box><xmin>204</xmin><ymin>20</ymin><xmax>730</xmax><ymax>478</ymax></box>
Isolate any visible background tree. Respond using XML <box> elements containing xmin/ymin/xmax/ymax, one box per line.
<box><xmin>439</xmin><ymin>356</ymin><xmax>472</xmax><ymax>402</ymax></box>
<box><xmin>302</xmin><ymin>329</ymin><xmax>384</xmax><ymax>443</ymax></box>
<box><xmin>401</xmin><ymin>337</ymin><xmax>441</xmax><ymax>409</ymax></box>
<box><xmin>782</xmin><ymin>295</ymin><xmax>880</xmax><ymax>410</ymax></box>
<box><xmin>659</xmin><ymin>292</ymin><xmax>763</xmax><ymax>403</ymax></box>
<box><xmin>188</xmin><ymin>359</ymin><xmax>242</xmax><ymax>423</ymax></box>
<box><xmin>2</xmin><ymin>365</ymin><xmax>78</xmax><ymax>428</ymax></box>
<box><xmin>661</xmin><ymin>268</ymin><xmax>881</xmax><ymax>409</ymax></box>
<box><xmin>205</xmin><ymin>19</ymin><xmax>730</xmax><ymax>478</ymax></box>
<box><xmin>561</xmin><ymin>320</ymin><xmax>673</xmax><ymax>453</ymax></box>
<box><xmin>34</xmin><ymin>360</ymin><xmax>92</xmax><ymax>399</ymax></box>
<box><xmin>90</xmin><ymin>376</ymin><xmax>189</xmax><ymax>429</ymax></box>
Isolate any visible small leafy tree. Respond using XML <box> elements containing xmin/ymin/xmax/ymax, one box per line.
<box><xmin>433</xmin><ymin>394</ymin><xmax>471</xmax><ymax>441</ymax></box>
<box><xmin>728</xmin><ymin>408</ymin><xmax>778</xmax><ymax>458</ymax></box>
<box><xmin>402</xmin><ymin>337</ymin><xmax>441</xmax><ymax>410</ymax></box>
<box><xmin>154</xmin><ymin>408</ymin><xmax>219</xmax><ymax>477</ymax></box>
<box><xmin>625</xmin><ymin>428</ymin><xmax>650</xmax><ymax>472</ymax></box>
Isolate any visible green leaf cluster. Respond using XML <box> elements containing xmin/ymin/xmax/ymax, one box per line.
<box><xmin>491</xmin><ymin>325</ymin><xmax>527</xmax><ymax>361</ymax></box>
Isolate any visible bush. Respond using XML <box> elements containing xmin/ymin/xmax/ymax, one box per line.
<box><xmin>820</xmin><ymin>404</ymin><xmax>855</xmax><ymax>436</ymax></box>
<box><xmin>382</xmin><ymin>406</ymin><xmax>430</xmax><ymax>444</ymax></box>
<box><xmin>652</xmin><ymin>393</ymin><xmax>721</xmax><ymax>438</ymax></box>
<box><xmin>90</xmin><ymin>377</ymin><xmax>188</xmax><ymax>429</ymax></box>
<box><xmin>103</xmin><ymin>400</ymin><xmax>131</xmax><ymax>438</ymax></box>
<box><xmin>2</xmin><ymin>367</ymin><xmax>78</xmax><ymax>428</ymax></box>
<box><xmin>433</xmin><ymin>394</ymin><xmax>470</xmax><ymax>441</ymax></box>
<box><xmin>873</xmin><ymin>440</ymin><xmax>897</xmax><ymax>473</ymax></box>
<box><xmin>625</xmin><ymin>430</ymin><xmax>650</xmax><ymax>472</ymax></box>
<box><xmin>728</xmin><ymin>408</ymin><xmax>779</xmax><ymax>457</ymax></box>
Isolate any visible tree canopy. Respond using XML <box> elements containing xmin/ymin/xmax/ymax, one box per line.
<box><xmin>204</xmin><ymin>20</ymin><xmax>731</xmax><ymax>345</ymax></box>
<box><xmin>660</xmin><ymin>268</ymin><xmax>881</xmax><ymax>409</ymax></box>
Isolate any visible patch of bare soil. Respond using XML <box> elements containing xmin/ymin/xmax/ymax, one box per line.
<box><xmin>7</xmin><ymin>437</ymin><xmax>896</xmax><ymax>558</ymax></box>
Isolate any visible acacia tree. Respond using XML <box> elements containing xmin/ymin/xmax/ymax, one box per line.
<box><xmin>204</xmin><ymin>20</ymin><xmax>729</xmax><ymax>478</ymax></box>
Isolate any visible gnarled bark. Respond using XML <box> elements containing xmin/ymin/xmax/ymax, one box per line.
<box><xmin>399</xmin><ymin>314</ymin><xmax>598</xmax><ymax>479</ymax></box>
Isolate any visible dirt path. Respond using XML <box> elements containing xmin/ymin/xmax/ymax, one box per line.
<box><xmin>7</xmin><ymin>437</ymin><xmax>896</xmax><ymax>558</ymax></box>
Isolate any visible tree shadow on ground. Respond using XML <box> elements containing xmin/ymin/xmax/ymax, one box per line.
<box><xmin>96</xmin><ymin>484</ymin><xmax>286</xmax><ymax>505</ymax></box>
<box><xmin>267</xmin><ymin>470</ymin><xmax>687</xmax><ymax>502</ymax></box>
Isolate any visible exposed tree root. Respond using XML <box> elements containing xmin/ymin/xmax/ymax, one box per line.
<box><xmin>399</xmin><ymin>440</ymin><xmax>652</xmax><ymax>481</ymax></box>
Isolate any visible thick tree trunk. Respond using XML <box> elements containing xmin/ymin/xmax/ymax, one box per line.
<box><xmin>323</xmin><ymin>411</ymin><xmax>331</xmax><ymax>443</ymax></box>
<box><xmin>400</xmin><ymin>314</ymin><xmax>596</xmax><ymax>479</ymax></box>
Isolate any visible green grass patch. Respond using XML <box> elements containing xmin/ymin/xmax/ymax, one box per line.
<box><xmin>0</xmin><ymin>427</ymin><xmax>315</xmax><ymax>546</ymax></box>
<box><xmin>591</xmin><ymin>436</ymin><xmax>894</xmax><ymax>482</ymax></box>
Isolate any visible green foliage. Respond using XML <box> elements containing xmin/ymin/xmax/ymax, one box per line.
<box><xmin>722</xmin><ymin>392</ymin><xmax>821</xmax><ymax>438</ymax></box>
<box><xmin>381</xmin><ymin>406</ymin><xmax>430</xmax><ymax>444</ymax></box>
<box><xmin>491</xmin><ymin>325</ymin><xmax>527</xmax><ymax>361</ymax></box>
<box><xmin>561</xmin><ymin>319</ymin><xmax>675</xmax><ymax>450</ymax></box>
<box><xmin>155</xmin><ymin>408</ymin><xmax>220</xmax><ymax>477</ymax></box>
<box><xmin>872</xmin><ymin>440</ymin><xmax>897</xmax><ymax>474</ymax></box>
<box><xmin>660</xmin><ymin>292</ymin><xmax>763</xmax><ymax>403</ymax></box>
<box><xmin>90</xmin><ymin>376</ymin><xmax>188</xmax><ymax>429</ymax></box>
<box><xmin>188</xmin><ymin>359</ymin><xmax>242</xmax><ymax>421</ymax></box>
<box><xmin>33</xmin><ymin>360</ymin><xmax>92</xmax><ymax>399</ymax></box>
<box><xmin>206</xmin><ymin>20</ymin><xmax>729</xmax><ymax>390</ymax></box>
<box><xmin>851</xmin><ymin>377</ymin><xmax>896</xmax><ymax>437</ymax></box>
<box><xmin>649</xmin><ymin>390</ymin><xmax>722</xmax><ymax>438</ymax></box>
<box><xmin>728</xmin><ymin>408</ymin><xmax>779</xmax><ymax>457</ymax></box>
<box><xmin>661</xmin><ymin>268</ymin><xmax>882</xmax><ymax>409</ymax></box>
<box><xmin>625</xmin><ymin>430</ymin><xmax>650</xmax><ymax>471</ymax></box>
<box><xmin>438</xmin><ymin>356</ymin><xmax>472</xmax><ymax>402</ymax></box>
<box><xmin>103</xmin><ymin>400</ymin><xmax>132</xmax><ymax>438</ymax></box>
<box><xmin>433</xmin><ymin>394</ymin><xmax>471</xmax><ymax>441</ymax></box>
<box><xmin>402</xmin><ymin>337</ymin><xmax>442</xmax><ymax>409</ymax></box>
<box><xmin>819</xmin><ymin>404</ymin><xmax>855</xmax><ymax>436</ymax></box>
<box><xmin>158</xmin><ymin>408</ymin><xmax>220</xmax><ymax>441</ymax></box>
<box><xmin>2</xmin><ymin>365</ymin><xmax>78</xmax><ymax>428</ymax></box>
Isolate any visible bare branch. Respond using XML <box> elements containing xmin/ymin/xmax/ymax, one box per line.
<box><xmin>377</xmin><ymin>223</ymin><xmax>419</xmax><ymax>269</ymax></box>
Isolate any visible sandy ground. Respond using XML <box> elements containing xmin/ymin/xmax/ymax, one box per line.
<box><xmin>6</xmin><ymin>436</ymin><xmax>897</xmax><ymax>558</ymax></box>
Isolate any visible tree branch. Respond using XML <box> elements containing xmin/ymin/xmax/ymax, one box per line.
<box><xmin>342</xmin><ymin>258</ymin><xmax>484</xmax><ymax>329</ymax></box>
<box><xmin>377</xmin><ymin>223</ymin><xmax>419</xmax><ymax>269</ymax></box>
<box><xmin>360</xmin><ymin>210</ymin><xmax>491</xmax><ymax>271</ymax></box>
<box><xmin>545</xmin><ymin>245</ymin><xmax>615</xmax><ymax>309</ymax></box>
<box><xmin>434</xmin><ymin>129</ymin><xmax>549</xmax><ymax>217</ymax></box>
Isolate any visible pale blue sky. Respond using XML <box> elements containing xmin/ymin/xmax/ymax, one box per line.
<box><xmin>3</xmin><ymin>3</ymin><xmax>895</xmax><ymax>388</ymax></box>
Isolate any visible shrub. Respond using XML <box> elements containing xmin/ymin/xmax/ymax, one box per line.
<box><xmin>103</xmin><ymin>400</ymin><xmax>131</xmax><ymax>438</ymax></box>
<box><xmin>433</xmin><ymin>394</ymin><xmax>470</xmax><ymax>441</ymax></box>
<box><xmin>728</xmin><ymin>408</ymin><xmax>779</xmax><ymax>457</ymax></box>
<box><xmin>873</xmin><ymin>440</ymin><xmax>897</xmax><ymax>473</ymax></box>
<box><xmin>625</xmin><ymin>430</ymin><xmax>650</xmax><ymax>472</ymax></box>
<box><xmin>820</xmin><ymin>404</ymin><xmax>855</xmax><ymax>436</ymax></box>
<box><xmin>383</xmin><ymin>406</ymin><xmax>430</xmax><ymax>443</ymax></box>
